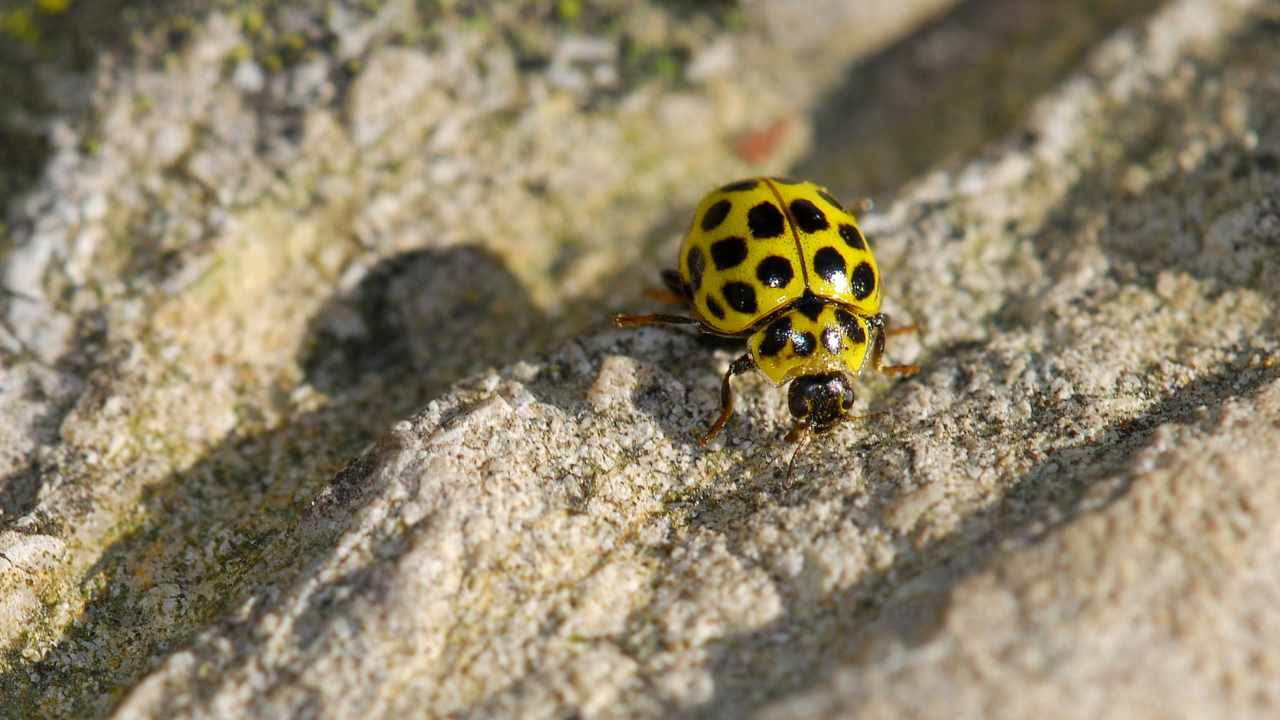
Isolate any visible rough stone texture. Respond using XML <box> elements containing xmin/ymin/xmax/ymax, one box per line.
<box><xmin>4</xmin><ymin>0</ymin><xmax>1280</xmax><ymax>718</ymax></box>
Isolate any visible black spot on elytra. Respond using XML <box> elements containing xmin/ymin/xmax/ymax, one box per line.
<box><xmin>818</xmin><ymin>190</ymin><xmax>845</xmax><ymax>212</ymax></box>
<box><xmin>719</xmin><ymin>179</ymin><xmax>759</xmax><ymax>193</ymax></box>
<box><xmin>747</xmin><ymin>202</ymin><xmax>785</xmax><ymax>239</ymax></box>
<box><xmin>795</xmin><ymin>291</ymin><xmax>824</xmax><ymax>321</ymax></box>
<box><xmin>722</xmin><ymin>282</ymin><xmax>758</xmax><ymax>314</ymax></box>
<box><xmin>790</xmin><ymin>199</ymin><xmax>829</xmax><ymax>233</ymax></box>
<box><xmin>836</xmin><ymin>309</ymin><xmax>866</xmax><ymax>344</ymax></box>
<box><xmin>838</xmin><ymin>223</ymin><xmax>865</xmax><ymax>251</ymax></box>
<box><xmin>758</xmin><ymin>316</ymin><xmax>791</xmax><ymax>356</ymax></box>
<box><xmin>822</xmin><ymin>326</ymin><xmax>843</xmax><ymax>354</ymax></box>
<box><xmin>704</xmin><ymin>294</ymin><xmax>726</xmax><ymax>319</ymax></box>
<box><xmin>792</xmin><ymin>331</ymin><xmax>816</xmax><ymax>356</ymax></box>
<box><xmin>850</xmin><ymin>261</ymin><xmax>876</xmax><ymax>300</ymax></box>
<box><xmin>813</xmin><ymin>247</ymin><xmax>846</xmax><ymax>283</ymax></box>
<box><xmin>701</xmin><ymin>199</ymin><xmax>732</xmax><ymax>232</ymax></box>
<box><xmin>687</xmin><ymin>246</ymin><xmax>706</xmax><ymax>292</ymax></box>
<box><xmin>710</xmin><ymin>236</ymin><xmax>748</xmax><ymax>270</ymax></box>
<box><xmin>755</xmin><ymin>255</ymin><xmax>794</xmax><ymax>288</ymax></box>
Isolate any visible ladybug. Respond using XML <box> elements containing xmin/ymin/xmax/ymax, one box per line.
<box><xmin>613</xmin><ymin>177</ymin><xmax>919</xmax><ymax>450</ymax></box>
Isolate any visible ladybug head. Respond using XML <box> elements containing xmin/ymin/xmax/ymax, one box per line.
<box><xmin>786</xmin><ymin>372</ymin><xmax>855</xmax><ymax>434</ymax></box>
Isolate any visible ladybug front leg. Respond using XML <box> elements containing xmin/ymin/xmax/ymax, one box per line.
<box><xmin>611</xmin><ymin>313</ymin><xmax>701</xmax><ymax>329</ymax></box>
<box><xmin>869</xmin><ymin>314</ymin><xmax>919</xmax><ymax>377</ymax></box>
<box><xmin>699</xmin><ymin>353</ymin><xmax>755</xmax><ymax>447</ymax></box>
<box><xmin>642</xmin><ymin>269</ymin><xmax>690</xmax><ymax>305</ymax></box>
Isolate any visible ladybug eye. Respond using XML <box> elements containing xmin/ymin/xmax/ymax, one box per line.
<box><xmin>788</xmin><ymin>389</ymin><xmax>810</xmax><ymax>418</ymax></box>
<box><xmin>840</xmin><ymin>384</ymin><xmax>855</xmax><ymax>410</ymax></box>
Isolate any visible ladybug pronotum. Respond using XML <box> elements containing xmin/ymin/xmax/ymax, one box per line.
<box><xmin>613</xmin><ymin>176</ymin><xmax>919</xmax><ymax>449</ymax></box>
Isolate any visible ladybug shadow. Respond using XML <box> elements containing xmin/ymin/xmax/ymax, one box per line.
<box><xmin>0</xmin><ymin>245</ymin><xmax>546</xmax><ymax>710</ymax></box>
<box><xmin>300</xmin><ymin>245</ymin><xmax>547</xmax><ymax>410</ymax></box>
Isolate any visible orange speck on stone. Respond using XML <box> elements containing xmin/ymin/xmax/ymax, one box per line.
<box><xmin>733</xmin><ymin>118</ymin><xmax>789</xmax><ymax>165</ymax></box>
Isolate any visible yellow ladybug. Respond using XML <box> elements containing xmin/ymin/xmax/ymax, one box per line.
<box><xmin>613</xmin><ymin>177</ymin><xmax>919</xmax><ymax>448</ymax></box>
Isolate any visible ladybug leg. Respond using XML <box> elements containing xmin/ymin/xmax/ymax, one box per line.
<box><xmin>661</xmin><ymin>269</ymin><xmax>688</xmax><ymax>296</ymax></box>
<box><xmin>870</xmin><ymin>314</ymin><xmax>919</xmax><ymax>378</ymax></box>
<box><xmin>612</xmin><ymin>313</ymin><xmax>700</xmax><ymax>329</ymax></box>
<box><xmin>699</xmin><ymin>353</ymin><xmax>755</xmax><ymax>447</ymax></box>
<box><xmin>878</xmin><ymin>312</ymin><xmax>923</xmax><ymax>338</ymax></box>
<box><xmin>642</xmin><ymin>289</ymin><xmax>688</xmax><ymax>305</ymax></box>
<box><xmin>643</xmin><ymin>269</ymin><xmax>690</xmax><ymax>305</ymax></box>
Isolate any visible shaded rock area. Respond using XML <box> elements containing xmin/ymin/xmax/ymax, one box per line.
<box><xmin>3</xmin><ymin>0</ymin><xmax>1279</xmax><ymax>718</ymax></box>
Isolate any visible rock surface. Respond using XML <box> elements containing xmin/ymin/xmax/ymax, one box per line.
<box><xmin>3</xmin><ymin>0</ymin><xmax>1280</xmax><ymax>718</ymax></box>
